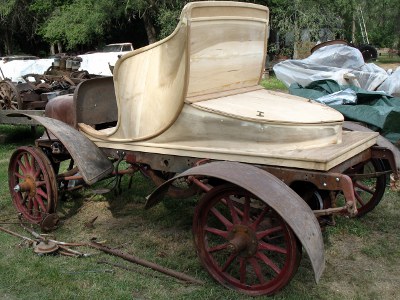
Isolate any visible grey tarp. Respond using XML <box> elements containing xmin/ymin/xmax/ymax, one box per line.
<box><xmin>289</xmin><ymin>80</ymin><xmax>400</xmax><ymax>144</ymax></box>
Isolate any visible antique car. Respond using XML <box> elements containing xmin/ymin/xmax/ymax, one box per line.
<box><xmin>7</xmin><ymin>1</ymin><xmax>399</xmax><ymax>296</ymax></box>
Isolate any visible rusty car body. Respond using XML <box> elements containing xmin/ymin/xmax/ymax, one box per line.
<box><xmin>7</xmin><ymin>1</ymin><xmax>399</xmax><ymax>296</ymax></box>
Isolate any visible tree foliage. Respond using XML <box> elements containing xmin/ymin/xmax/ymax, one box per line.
<box><xmin>0</xmin><ymin>0</ymin><xmax>39</xmax><ymax>55</ymax></box>
<box><xmin>0</xmin><ymin>0</ymin><xmax>399</xmax><ymax>56</ymax></box>
<box><xmin>37</xmin><ymin>0</ymin><xmax>126</xmax><ymax>50</ymax></box>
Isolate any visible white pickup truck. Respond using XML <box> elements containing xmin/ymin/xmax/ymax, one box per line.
<box><xmin>100</xmin><ymin>43</ymin><xmax>134</xmax><ymax>52</ymax></box>
<box><xmin>79</xmin><ymin>43</ymin><xmax>134</xmax><ymax>76</ymax></box>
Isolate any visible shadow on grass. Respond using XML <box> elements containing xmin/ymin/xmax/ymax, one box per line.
<box><xmin>0</xmin><ymin>125</ymin><xmax>43</xmax><ymax>146</ymax></box>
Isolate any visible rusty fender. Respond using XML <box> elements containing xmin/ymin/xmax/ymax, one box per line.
<box><xmin>146</xmin><ymin>161</ymin><xmax>325</xmax><ymax>283</ymax></box>
<box><xmin>9</xmin><ymin>114</ymin><xmax>113</xmax><ymax>184</ymax></box>
<box><xmin>343</xmin><ymin>121</ymin><xmax>400</xmax><ymax>171</ymax></box>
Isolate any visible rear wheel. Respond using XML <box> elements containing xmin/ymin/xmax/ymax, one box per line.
<box><xmin>0</xmin><ymin>80</ymin><xmax>22</xmax><ymax>110</ymax></box>
<box><xmin>345</xmin><ymin>159</ymin><xmax>387</xmax><ymax>217</ymax></box>
<box><xmin>8</xmin><ymin>146</ymin><xmax>58</xmax><ymax>223</ymax></box>
<box><xmin>193</xmin><ymin>183</ymin><xmax>301</xmax><ymax>296</ymax></box>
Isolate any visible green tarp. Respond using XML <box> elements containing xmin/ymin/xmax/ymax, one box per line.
<box><xmin>289</xmin><ymin>80</ymin><xmax>400</xmax><ymax>144</ymax></box>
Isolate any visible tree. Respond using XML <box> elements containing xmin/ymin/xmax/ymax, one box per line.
<box><xmin>36</xmin><ymin>0</ymin><xmax>126</xmax><ymax>51</ymax></box>
<box><xmin>125</xmin><ymin>0</ymin><xmax>187</xmax><ymax>43</ymax></box>
<box><xmin>267</xmin><ymin>0</ymin><xmax>344</xmax><ymax>58</ymax></box>
<box><xmin>360</xmin><ymin>0</ymin><xmax>400</xmax><ymax>48</ymax></box>
<box><xmin>0</xmin><ymin>0</ymin><xmax>39</xmax><ymax>55</ymax></box>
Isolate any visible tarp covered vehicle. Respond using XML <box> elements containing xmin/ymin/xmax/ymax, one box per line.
<box><xmin>7</xmin><ymin>1</ymin><xmax>399</xmax><ymax>296</ymax></box>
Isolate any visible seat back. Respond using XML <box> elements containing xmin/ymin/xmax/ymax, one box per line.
<box><xmin>74</xmin><ymin>76</ymin><xmax>117</xmax><ymax>127</ymax></box>
<box><xmin>185</xmin><ymin>2</ymin><xmax>269</xmax><ymax>100</ymax></box>
<box><xmin>110</xmin><ymin>2</ymin><xmax>269</xmax><ymax>141</ymax></box>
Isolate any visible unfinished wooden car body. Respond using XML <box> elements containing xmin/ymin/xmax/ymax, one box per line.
<box><xmin>8</xmin><ymin>1</ymin><xmax>399</xmax><ymax>296</ymax></box>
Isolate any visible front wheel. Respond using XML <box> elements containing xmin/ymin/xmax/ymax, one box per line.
<box><xmin>8</xmin><ymin>146</ymin><xmax>58</xmax><ymax>223</ymax></box>
<box><xmin>193</xmin><ymin>183</ymin><xmax>301</xmax><ymax>296</ymax></box>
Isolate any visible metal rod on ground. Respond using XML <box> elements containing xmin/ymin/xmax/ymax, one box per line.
<box><xmin>88</xmin><ymin>242</ymin><xmax>204</xmax><ymax>285</ymax></box>
<box><xmin>0</xmin><ymin>226</ymin><xmax>35</xmax><ymax>242</ymax></box>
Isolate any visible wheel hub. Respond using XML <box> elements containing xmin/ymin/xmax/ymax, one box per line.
<box><xmin>227</xmin><ymin>225</ymin><xmax>258</xmax><ymax>257</ymax></box>
<box><xmin>14</xmin><ymin>175</ymin><xmax>36</xmax><ymax>198</ymax></box>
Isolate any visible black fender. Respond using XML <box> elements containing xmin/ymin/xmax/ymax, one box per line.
<box><xmin>10</xmin><ymin>114</ymin><xmax>113</xmax><ymax>184</ymax></box>
<box><xmin>343</xmin><ymin>121</ymin><xmax>400</xmax><ymax>171</ymax></box>
<box><xmin>146</xmin><ymin>161</ymin><xmax>325</xmax><ymax>283</ymax></box>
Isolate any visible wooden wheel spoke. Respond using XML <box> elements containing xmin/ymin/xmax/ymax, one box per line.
<box><xmin>225</xmin><ymin>197</ymin><xmax>240</xmax><ymax>224</ymax></box>
<box><xmin>249</xmin><ymin>257</ymin><xmax>265</xmax><ymax>284</ymax></box>
<box><xmin>355</xmin><ymin>191</ymin><xmax>365</xmax><ymax>206</ymax></box>
<box><xmin>210</xmin><ymin>207</ymin><xmax>232</xmax><ymax>229</ymax></box>
<box><xmin>242</xmin><ymin>196</ymin><xmax>250</xmax><ymax>224</ymax></box>
<box><xmin>20</xmin><ymin>193</ymin><xmax>28</xmax><ymax>205</ymax></box>
<box><xmin>17</xmin><ymin>159</ymin><xmax>27</xmax><ymax>174</ymax></box>
<box><xmin>205</xmin><ymin>226</ymin><xmax>229</xmax><ymax>239</ymax></box>
<box><xmin>36</xmin><ymin>187</ymin><xmax>48</xmax><ymax>200</ymax></box>
<box><xmin>256</xmin><ymin>251</ymin><xmax>281</xmax><ymax>274</ymax></box>
<box><xmin>14</xmin><ymin>171</ymin><xmax>24</xmax><ymax>179</ymax></box>
<box><xmin>251</xmin><ymin>206</ymin><xmax>270</xmax><ymax>230</ymax></box>
<box><xmin>27</xmin><ymin>197</ymin><xmax>33</xmax><ymax>211</ymax></box>
<box><xmin>33</xmin><ymin>199</ymin><xmax>40</xmax><ymax>217</ymax></box>
<box><xmin>239</xmin><ymin>257</ymin><xmax>247</xmax><ymax>284</ymax></box>
<box><xmin>355</xmin><ymin>181</ymin><xmax>375</xmax><ymax>194</ymax></box>
<box><xmin>35</xmin><ymin>195</ymin><xmax>47</xmax><ymax>212</ymax></box>
<box><xmin>22</xmin><ymin>153</ymin><xmax>33</xmax><ymax>172</ymax></box>
<box><xmin>221</xmin><ymin>253</ymin><xmax>237</xmax><ymax>272</ymax></box>
<box><xmin>207</xmin><ymin>242</ymin><xmax>229</xmax><ymax>253</ymax></box>
<box><xmin>256</xmin><ymin>225</ymin><xmax>283</xmax><ymax>239</ymax></box>
<box><xmin>34</xmin><ymin>168</ymin><xmax>42</xmax><ymax>179</ymax></box>
<box><xmin>258</xmin><ymin>241</ymin><xmax>287</xmax><ymax>254</ymax></box>
<box><xmin>36</xmin><ymin>180</ymin><xmax>46</xmax><ymax>188</ymax></box>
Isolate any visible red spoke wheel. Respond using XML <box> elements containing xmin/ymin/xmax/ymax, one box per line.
<box><xmin>345</xmin><ymin>159</ymin><xmax>387</xmax><ymax>217</ymax></box>
<box><xmin>8</xmin><ymin>146</ymin><xmax>58</xmax><ymax>223</ymax></box>
<box><xmin>193</xmin><ymin>183</ymin><xmax>301</xmax><ymax>296</ymax></box>
<box><xmin>0</xmin><ymin>80</ymin><xmax>22</xmax><ymax>110</ymax></box>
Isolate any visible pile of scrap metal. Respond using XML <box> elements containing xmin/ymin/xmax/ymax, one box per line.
<box><xmin>0</xmin><ymin>56</ymin><xmax>97</xmax><ymax>110</ymax></box>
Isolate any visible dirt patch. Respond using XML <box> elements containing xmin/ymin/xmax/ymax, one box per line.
<box><xmin>375</xmin><ymin>62</ymin><xmax>400</xmax><ymax>71</ymax></box>
<box><xmin>326</xmin><ymin>235</ymin><xmax>400</xmax><ymax>299</ymax></box>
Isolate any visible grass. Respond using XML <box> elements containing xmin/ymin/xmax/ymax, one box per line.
<box><xmin>0</xmin><ymin>121</ymin><xmax>399</xmax><ymax>299</ymax></box>
<box><xmin>261</xmin><ymin>75</ymin><xmax>288</xmax><ymax>92</ymax></box>
<box><xmin>376</xmin><ymin>55</ymin><xmax>400</xmax><ymax>64</ymax></box>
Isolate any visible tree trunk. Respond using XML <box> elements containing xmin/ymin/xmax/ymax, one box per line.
<box><xmin>143</xmin><ymin>13</ymin><xmax>157</xmax><ymax>44</ymax></box>
<box><xmin>293</xmin><ymin>14</ymin><xmax>299</xmax><ymax>59</ymax></box>
<box><xmin>351</xmin><ymin>12</ymin><xmax>356</xmax><ymax>44</ymax></box>
<box><xmin>3</xmin><ymin>31</ymin><xmax>12</xmax><ymax>55</ymax></box>
<box><xmin>57</xmin><ymin>42</ymin><xmax>63</xmax><ymax>54</ymax></box>
<box><xmin>50</xmin><ymin>44</ymin><xmax>55</xmax><ymax>56</ymax></box>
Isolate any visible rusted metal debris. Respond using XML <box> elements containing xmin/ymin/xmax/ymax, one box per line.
<box><xmin>40</xmin><ymin>213</ymin><xmax>60</xmax><ymax>232</ymax></box>
<box><xmin>33</xmin><ymin>240</ymin><xmax>59</xmax><ymax>254</ymax></box>
<box><xmin>84</xmin><ymin>216</ymin><xmax>98</xmax><ymax>229</ymax></box>
<box><xmin>87</xmin><ymin>241</ymin><xmax>204</xmax><ymax>285</ymax></box>
<box><xmin>0</xmin><ymin>216</ymin><xmax>203</xmax><ymax>285</ymax></box>
<box><xmin>0</xmin><ymin>56</ymin><xmax>98</xmax><ymax>111</ymax></box>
